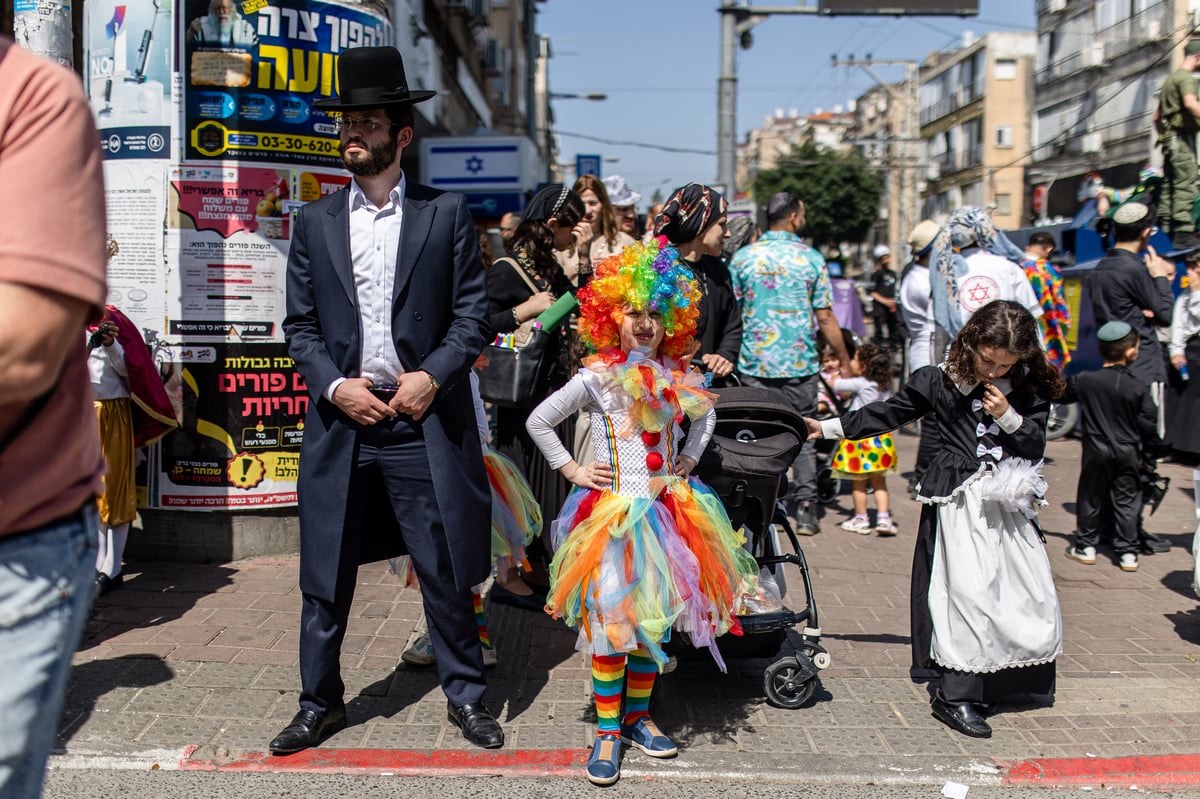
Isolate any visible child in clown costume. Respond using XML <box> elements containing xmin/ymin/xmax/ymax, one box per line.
<box><xmin>526</xmin><ymin>238</ymin><xmax>757</xmax><ymax>786</ymax></box>
<box><xmin>394</xmin><ymin>370</ymin><xmax>542</xmax><ymax>668</ymax></box>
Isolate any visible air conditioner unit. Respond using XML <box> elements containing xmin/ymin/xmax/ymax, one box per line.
<box><xmin>1082</xmin><ymin>132</ymin><xmax>1103</xmax><ymax>153</ymax></box>
<box><xmin>1146</xmin><ymin>19</ymin><xmax>1162</xmax><ymax>39</ymax></box>
<box><xmin>926</xmin><ymin>163</ymin><xmax>940</xmax><ymax>180</ymax></box>
<box><xmin>1083</xmin><ymin>42</ymin><xmax>1105</xmax><ymax>68</ymax></box>
<box><xmin>1047</xmin><ymin>0</ymin><xmax>1067</xmax><ymax>11</ymax></box>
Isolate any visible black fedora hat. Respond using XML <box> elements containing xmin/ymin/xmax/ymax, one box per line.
<box><xmin>314</xmin><ymin>46</ymin><xmax>435</xmax><ymax>110</ymax></box>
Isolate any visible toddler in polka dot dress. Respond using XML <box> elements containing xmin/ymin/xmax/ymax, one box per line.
<box><xmin>831</xmin><ymin>342</ymin><xmax>899</xmax><ymax>535</ymax></box>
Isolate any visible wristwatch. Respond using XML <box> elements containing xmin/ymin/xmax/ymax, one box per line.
<box><xmin>420</xmin><ymin>370</ymin><xmax>441</xmax><ymax>392</ymax></box>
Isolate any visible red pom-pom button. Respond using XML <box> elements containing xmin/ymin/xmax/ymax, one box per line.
<box><xmin>645</xmin><ymin>452</ymin><xmax>664</xmax><ymax>471</ymax></box>
<box><xmin>641</xmin><ymin>430</ymin><xmax>661</xmax><ymax>447</ymax></box>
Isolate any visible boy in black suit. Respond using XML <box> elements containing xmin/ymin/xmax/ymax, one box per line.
<box><xmin>1065</xmin><ymin>321</ymin><xmax>1163</xmax><ymax>572</ymax></box>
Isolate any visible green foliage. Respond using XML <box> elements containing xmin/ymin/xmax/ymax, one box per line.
<box><xmin>751</xmin><ymin>139</ymin><xmax>883</xmax><ymax>248</ymax></box>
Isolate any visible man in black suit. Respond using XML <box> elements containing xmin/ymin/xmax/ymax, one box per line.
<box><xmin>271</xmin><ymin>46</ymin><xmax>500</xmax><ymax>754</ymax></box>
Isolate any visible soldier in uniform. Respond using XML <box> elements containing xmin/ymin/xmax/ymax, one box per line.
<box><xmin>1154</xmin><ymin>39</ymin><xmax>1200</xmax><ymax>251</ymax></box>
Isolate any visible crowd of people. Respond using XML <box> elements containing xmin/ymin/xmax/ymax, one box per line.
<box><xmin>4</xmin><ymin>38</ymin><xmax>1200</xmax><ymax>798</ymax></box>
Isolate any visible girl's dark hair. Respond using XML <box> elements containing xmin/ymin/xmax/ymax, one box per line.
<box><xmin>817</xmin><ymin>327</ymin><xmax>857</xmax><ymax>360</ymax></box>
<box><xmin>507</xmin><ymin>192</ymin><xmax>585</xmax><ymax>283</ymax></box>
<box><xmin>855</xmin><ymin>341</ymin><xmax>893</xmax><ymax>391</ymax></box>
<box><xmin>945</xmin><ymin>300</ymin><xmax>1065</xmax><ymax>399</ymax></box>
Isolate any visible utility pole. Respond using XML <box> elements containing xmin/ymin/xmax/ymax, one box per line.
<box><xmin>716</xmin><ymin>2</ymin><xmax>816</xmax><ymax>196</ymax></box>
<box><xmin>14</xmin><ymin>0</ymin><xmax>74</xmax><ymax>66</ymax></box>
<box><xmin>833</xmin><ymin>57</ymin><xmax>919</xmax><ymax>257</ymax></box>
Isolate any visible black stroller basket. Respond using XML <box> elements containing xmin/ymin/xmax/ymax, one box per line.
<box><xmin>693</xmin><ymin>386</ymin><xmax>829</xmax><ymax>708</ymax></box>
<box><xmin>696</xmin><ymin>386</ymin><xmax>805</xmax><ymax>535</ymax></box>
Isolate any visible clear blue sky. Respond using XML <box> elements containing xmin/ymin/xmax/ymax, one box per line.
<box><xmin>537</xmin><ymin>0</ymin><xmax>1035</xmax><ymax>208</ymax></box>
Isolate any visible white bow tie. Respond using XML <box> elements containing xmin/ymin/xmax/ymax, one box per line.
<box><xmin>976</xmin><ymin>422</ymin><xmax>1000</xmax><ymax>438</ymax></box>
<box><xmin>977</xmin><ymin>443</ymin><xmax>1003</xmax><ymax>460</ymax></box>
<box><xmin>971</xmin><ymin>399</ymin><xmax>984</xmax><ymax>412</ymax></box>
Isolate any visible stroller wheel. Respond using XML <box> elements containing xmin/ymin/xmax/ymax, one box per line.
<box><xmin>763</xmin><ymin>656</ymin><xmax>818</xmax><ymax>709</ymax></box>
<box><xmin>816</xmin><ymin>467</ymin><xmax>839</xmax><ymax>505</ymax></box>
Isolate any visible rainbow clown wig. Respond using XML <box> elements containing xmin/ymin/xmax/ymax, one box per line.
<box><xmin>576</xmin><ymin>236</ymin><xmax>702</xmax><ymax>359</ymax></box>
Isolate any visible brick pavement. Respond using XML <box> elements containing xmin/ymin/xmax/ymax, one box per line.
<box><xmin>57</xmin><ymin>431</ymin><xmax>1200</xmax><ymax>781</ymax></box>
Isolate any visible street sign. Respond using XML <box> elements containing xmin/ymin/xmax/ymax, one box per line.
<box><xmin>818</xmin><ymin>0</ymin><xmax>978</xmax><ymax>15</ymax></box>
<box><xmin>576</xmin><ymin>154</ymin><xmax>602</xmax><ymax>178</ymax></box>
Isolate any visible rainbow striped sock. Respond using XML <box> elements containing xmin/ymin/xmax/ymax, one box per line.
<box><xmin>592</xmin><ymin>653</ymin><xmax>626</xmax><ymax>736</ymax></box>
<box><xmin>622</xmin><ymin>648</ymin><xmax>656</xmax><ymax>726</ymax></box>
<box><xmin>472</xmin><ymin>591</ymin><xmax>491</xmax><ymax>649</ymax></box>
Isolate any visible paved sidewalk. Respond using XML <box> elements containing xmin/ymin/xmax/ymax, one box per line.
<box><xmin>57</xmin><ymin>433</ymin><xmax>1200</xmax><ymax>786</ymax></box>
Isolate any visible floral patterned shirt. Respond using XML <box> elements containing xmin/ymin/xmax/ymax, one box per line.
<box><xmin>729</xmin><ymin>230</ymin><xmax>833</xmax><ymax>378</ymax></box>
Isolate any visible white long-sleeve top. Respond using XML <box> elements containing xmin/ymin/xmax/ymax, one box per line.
<box><xmin>526</xmin><ymin>361</ymin><xmax>716</xmax><ymax>498</ymax></box>
<box><xmin>87</xmin><ymin>336</ymin><xmax>129</xmax><ymax>400</ymax></box>
<box><xmin>1170</xmin><ymin>290</ymin><xmax>1200</xmax><ymax>358</ymax></box>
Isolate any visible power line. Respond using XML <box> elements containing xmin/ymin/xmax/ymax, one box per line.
<box><xmin>555</xmin><ymin>130</ymin><xmax>716</xmax><ymax>156</ymax></box>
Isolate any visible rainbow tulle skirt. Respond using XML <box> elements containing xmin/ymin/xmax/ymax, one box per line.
<box><xmin>390</xmin><ymin>449</ymin><xmax>541</xmax><ymax>586</ymax></box>
<box><xmin>484</xmin><ymin>448</ymin><xmax>542</xmax><ymax>581</ymax></box>
<box><xmin>546</xmin><ymin>477</ymin><xmax>758</xmax><ymax>672</ymax></box>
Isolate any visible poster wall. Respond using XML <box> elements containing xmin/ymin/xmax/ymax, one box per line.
<box><xmin>181</xmin><ymin>0</ymin><xmax>391</xmax><ymax>165</ymax></box>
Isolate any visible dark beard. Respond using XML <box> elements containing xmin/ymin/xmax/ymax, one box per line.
<box><xmin>341</xmin><ymin>136</ymin><xmax>398</xmax><ymax>177</ymax></box>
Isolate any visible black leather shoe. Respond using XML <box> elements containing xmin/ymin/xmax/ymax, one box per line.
<box><xmin>269</xmin><ymin>705</ymin><xmax>347</xmax><ymax>755</ymax></box>
<box><xmin>94</xmin><ymin>572</ymin><xmax>123</xmax><ymax>597</ymax></box>
<box><xmin>489</xmin><ymin>584</ymin><xmax>546</xmax><ymax>613</ymax></box>
<box><xmin>447</xmin><ymin>701</ymin><xmax>504</xmax><ymax>749</ymax></box>
<box><xmin>931</xmin><ymin>696</ymin><xmax>992</xmax><ymax>738</ymax></box>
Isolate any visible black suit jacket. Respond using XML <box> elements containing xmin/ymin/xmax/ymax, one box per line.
<box><xmin>283</xmin><ymin>181</ymin><xmax>491</xmax><ymax>603</ymax></box>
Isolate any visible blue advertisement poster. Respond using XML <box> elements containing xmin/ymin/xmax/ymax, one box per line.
<box><xmin>181</xmin><ymin>0</ymin><xmax>392</xmax><ymax>166</ymax></box>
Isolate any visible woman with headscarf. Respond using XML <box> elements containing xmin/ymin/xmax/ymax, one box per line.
<box><xmin>486</xmin><ymin>184</ymin><xmax>584</xmax><ymax>608</ymax></box>
<box><xmin>927</xmin><ymin>206</ymin><xmax>1041</xmax><ymax>347</ymax></box>
<box><xmin>653</xmin><ymin>183</ymin><xmax>742</xmax><ymax>382</ymax></box>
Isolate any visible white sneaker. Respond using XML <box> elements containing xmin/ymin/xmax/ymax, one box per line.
<box><xmin>839</xmin><ymin>517</ymin><xmax>872</xmax><ymax>535</ymax></box>
<box><xmin>874</xmin><ymin>517</ymin><xmax>898</xmax><ymax>536</ymax></box>
<box><xmin>1119</xmin><ymin>552</ymin><xmax>1139</xmax><ymax>572</ymax></box>
<box><xmin>1064</xmin><ymin>545</ymin><xmax>1097</xmax><ymax>565</ymax></box>
<box><xmin>482</xmin><ymin>646</ymin><xmax>499</xmax><ymax>668</ymax></box>
<box><xmin>400</xmin><ymin>633</ymin><xmax>436</xmax><ymax>666</ymax></box>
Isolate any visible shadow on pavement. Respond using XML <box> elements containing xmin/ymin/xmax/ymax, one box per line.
<box><xmin>1165</xmin><ymin>607</ymin><xmax>1200</xmax><ymax>646</ymax></box>
<box><xmin>56</xmin><ymin>655</ymin><xmax>174</xmax><ymax>748</ymax></box>
<box><xmin>82</xmin><ymin>560</ymin><xmax>236</xmax><ymax>649</ymax></box>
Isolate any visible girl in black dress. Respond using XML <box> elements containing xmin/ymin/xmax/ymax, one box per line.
<box><xmin>486</xmin><ymin>184</ymin><xmax>584</xmax><ymax>607</ymax></box>
<box><xmin>806</xmin><ymin>300</ymin><xmax>1066</xmax><ymax>739</ymax></box>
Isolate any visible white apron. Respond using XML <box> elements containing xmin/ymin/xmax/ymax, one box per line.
<box><xmin>928</xmin><ymin>470</ymin><xmax>1062</xmax><ymax>674</ymax></box>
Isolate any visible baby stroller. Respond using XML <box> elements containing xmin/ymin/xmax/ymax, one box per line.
<box><xmin>694</xmin><ymin>385</ymin><xmax>830</xmax><ymax>709</ymax></box>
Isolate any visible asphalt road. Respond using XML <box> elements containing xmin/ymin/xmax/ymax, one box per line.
<box><xmin>41</xmin><ymin>769</ymin><xmax>1200</xmax><ymax>798</ymax></box>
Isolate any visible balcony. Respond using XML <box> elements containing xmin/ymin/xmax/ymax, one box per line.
<box><xmin>919</xmin><ymin>80</ymin><xmax>985</xmax><ymax>126</ymax></box>
<box><xmin>1096</xmin><ymin>1</ymin><xmax>1170</xmax><ymax>60</ymax></box>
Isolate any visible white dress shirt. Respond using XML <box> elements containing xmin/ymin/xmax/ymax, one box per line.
<box><xmin>87</xmin><ymin>335</ymin><xmax>129</xmax><ymax>400</ymax></box>
<box><xmin>324</xmin><ymin>175</ymin><xmax>407</xmax><ymax>401</ymax></box>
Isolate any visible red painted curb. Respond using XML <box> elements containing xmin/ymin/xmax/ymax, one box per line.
<box><xmin>180</xmin><ymin>746</ymin><xmax>588</xmax><ymax>778</ymax></box>
<box><xmin>1004</xmin><ymin>753</ymin><xmax>1200</xmax><ymax>787</ymax></box>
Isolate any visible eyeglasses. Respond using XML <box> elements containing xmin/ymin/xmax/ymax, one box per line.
<box><xmin>334</xmin><ymin>115</ymin><xmax>387</xmax><ymax>135</ymax></box>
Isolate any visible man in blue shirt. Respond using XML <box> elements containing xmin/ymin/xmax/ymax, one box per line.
<box><xmin>730</xmin><ymin>192</ymin><xmax>851</xmax><ymax>533</ymax></box>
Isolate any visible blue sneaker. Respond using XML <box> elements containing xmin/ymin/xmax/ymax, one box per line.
<box><xmin>619</xmin><ymin>717</ymin><xmax>678</xmax><ymax>758</ymax></box>
<box><xmin>585</xmin><ymin>733</ymin><xmax>621</xmax><ymax>785</ymax></box>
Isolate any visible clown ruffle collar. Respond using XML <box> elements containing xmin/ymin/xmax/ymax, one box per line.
<box><xmin>583</xmin><ymin>348</ymin><xmax>716</xmax><ymax>435</ymax></box>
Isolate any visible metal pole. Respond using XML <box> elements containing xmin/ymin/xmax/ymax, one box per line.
<box><xmin>717</xmin><ymin>0</ymin><xmax>738</xmax><ymax>195</ymax></box>
<box><xmin>14</xmin><ymin>0</ymin><xmax>74</xmax><ymax>66</ymax></box>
